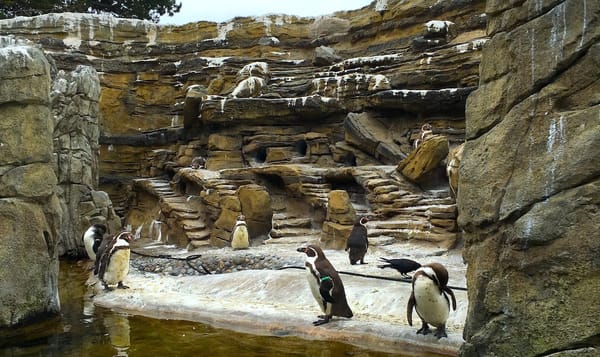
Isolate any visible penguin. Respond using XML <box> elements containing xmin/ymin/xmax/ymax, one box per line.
<box><xmin>413</xmin><ymin>123</ymin><xmax>433</xmax><ymax>149</ymax></box>
<box><xmin>345</xmin><ymin>216</ymin><xmax>369</xmax><ymax>265</ymax></box>
<box><xmin>94</xmin><ymin>231</ymin><xmax>133</xmax><ymax>291</ymax></box>
<box><xmin>407</xmin><ymin>262</ymin><xmax>457</xmax><ymax>338</ymax></box>
<box><xmin>377</xmin><ymin>257</ymin><xmax>421</xmax><ymax>279</ymax></box>
<box><xmin>297</xmin><ymin>245</ymin><xmax>353</xmax><ymax>325</ymax></box>
<box><xmin>82</xmin><ymin>223</ymin><xmax>107</xmax><ymax>261</ymax></box>
<box><xmin>230</xmin><ymin>214</ymin><xmax>249</xmax><ymax>250</ymax></box>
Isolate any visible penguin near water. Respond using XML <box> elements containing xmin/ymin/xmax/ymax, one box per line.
<box><xmin>297</xmin><ymin>245</ymin><xmax>353</xmax><ymax>325</ymax></box>
<box><xmin>94</xmin><ymin>231</ymin><xmax>134</xmax><ymax>291</ymax></box>
<box><xmin>377</xmin><ymin>257</ymin><xmax>421</xmax><ymax>279</ymax></box>
<box><xmin>82</xmin><ymin>223</ymin><xmax>107</xmax><ymax>261</ymax></box>
<box><xmin>345</xmin><ymin>216</ymin><xmax>369</xmax><ymax>265</ymax></box>
<box><xmin>407</xmin><ymin>262</ymin><xmax>457</xmax><ymax>338</ymax></box>
<box><xmin>230</xmin><ymin>214</ymin><xmax>249</xmax><ymax>250</ymax></box>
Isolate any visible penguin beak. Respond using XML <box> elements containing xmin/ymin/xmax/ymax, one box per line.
<box><xmin>296</xmin><ymin>246</ymin><xmax>307</xmax><ymax>253</ymax></box>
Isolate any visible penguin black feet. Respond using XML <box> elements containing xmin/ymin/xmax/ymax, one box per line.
<box><xmin>117</xmin><ymin>282</ymin><xmax>129</xmax><ymax>289</ymax></box>
<box><xmin>102</xmin><ymin>282</ymin><xmax>114</xmax><ymax>291</ymax></box>
<box><xmin>416</xmin><ymin>322</ymin><xmax>431</xmax><ymax>335</ymax></box>
<box><xmin>313</xmin><ymin>315</ymin><xmax>331</xmax><ymax>326</ymax></box>
<box><xmin>434</xmin><ymin>325</ymin><xmax>448</xmax><ymax>339</ymax></box>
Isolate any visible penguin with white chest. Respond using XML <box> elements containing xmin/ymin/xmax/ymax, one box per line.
<box><xmin>407</xmin><ymin>262</ymin><xmax>457</xmax><ymax>338</ymax></box>
<box><xmin>94</xmin><ymin>231</ymin><xmax>133</xmax><ymax>291</ymax></box>
<box><xmin>82</xmin><ymin>223</ymin><xmax>107</xmax><ymax>261</ymax></box>
<box><xmin>230</xmin><ymin>214</ymin><xmax>249</xmax><ymax>250</ymax></box>
<box><xmin>297</xmin><ymin>245</ymin><xmax>353</xmax><ymax>325</ymax></box>
<box><xmin>345</xmin><ymin>216</ymin><xmax>369</xmax><ymax>265</ymax></box>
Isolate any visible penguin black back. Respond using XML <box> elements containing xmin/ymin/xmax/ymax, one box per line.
<box><xmin>345</xmin><ymin>216</ymin><xmax>369</xmax><ymax>265</ymax></box>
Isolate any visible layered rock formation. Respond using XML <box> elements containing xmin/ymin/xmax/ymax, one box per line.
<box><xmin>459</xmin><ymin>1</ymin><xmax>600</xmax><ymax>356</ymax></box>
<box><xmin>0</xmin><ymin>37</ymin><xmax>61</xmax><ymax>327</ymax></box>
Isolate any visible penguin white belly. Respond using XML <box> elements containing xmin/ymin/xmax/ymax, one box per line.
<box><xmin>231</xmin><ymin>225</ymin><xmax>249</xmax><ymax>249</ymax></box>
<box><xmin>104</xmin><ymin>249</ymin><xmax>130</xmax><ymax>285</ymax></box>
<box><xmin>413</xmin><ymin>277</ymin><xmax>449</xmax><ymax>327</ymax></box>
<box><xmin>305</xmin><ymin>268</ymin><xmax>327</xmax><ymax>313</ymax></box>
<box><xmin>83</xmin><ymin>232</ymin><xmax>96</xmax><ymax>260</ymax></box>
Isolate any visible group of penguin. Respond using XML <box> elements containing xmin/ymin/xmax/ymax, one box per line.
<box><xmin>297</xmin><ymin>216</ymin><xmax>457</xmax><ymax>339</ymax></box>
<box><xmin>82</xmin><ymin>215</ymin><xmax>456</xmax><ymax>338</ymax></box>
<box><xmin>83</xmin><ymin>224</ymin><xmax>134</xmax><ymax>291</ymax></box>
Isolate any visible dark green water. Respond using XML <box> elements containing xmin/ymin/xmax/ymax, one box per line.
<box><xmin>0</xmin><ymin>260</ymin><xmax>444</xmax><ymax>357</ymax></box>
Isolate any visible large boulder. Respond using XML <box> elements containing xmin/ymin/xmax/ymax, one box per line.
<box><xmin>459</xmin><ymin>1</ymin><xmax>600</xmax><ymax>356</ymax></box>
<box><xmin>321</xmin><ymin>190</ymin><xmax>356</xmax><ymax>250</ymax></box>
<box><xmin>0</xmin><ymin>37</ymin><xmax>61</xmax><ymax>327</ymax></box>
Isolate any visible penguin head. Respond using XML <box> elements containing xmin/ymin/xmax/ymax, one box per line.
<box><xmin>115</xmin><ymin>231</ymin><xmax>133</xmax><ymax>243</ymax></box>
<box><xmin>296</xmin><ymin>244</ymin><xmax>324</xmax><ymax>259</ymax></box>
<box><xmin>236</xmin><ymin>214</ymin><xmax>246</xmax><ymax>222</ymax></box>
<box><xmin>415</xmin><ymin>263</ymin><xmax>449</xmax><ymax>289</ymax></box>
<box><xmin>91</xmin><ymin>224</ymin><xmax>107</xmax><ymax>236</ymax></box>
<box><xmin>359</xmin><ymin>216</ymin><xmax>369</xmax><ymax>226</ymax></box>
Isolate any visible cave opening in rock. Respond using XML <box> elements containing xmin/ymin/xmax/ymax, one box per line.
<box><xmin>255</xmin><ymin>147</ymin><xmax>267</xmax><ymax>163</ymax></box>
<box><xmin>295</xmin><ymin>140</ymin><xmax>307</xmax><ymax>156</ymax></box>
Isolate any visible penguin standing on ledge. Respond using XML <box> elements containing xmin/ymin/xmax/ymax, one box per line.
<box><xmin>230</xmin><ymin>214</ymin><xmax>249</xmax><ymax>250</ymax></box>
<box><xmin>83</xmin><ymin>223</ymin><xmax>106</xmax><ymax>261</ymax></box>
<box><xmin>377</xmin><ymin>257</ymin><xmax>421</xmax><ymax>279</ymax></box>
<box><xmin>407</xmin><ymin>262</ymin><xmax>457</xmax><ymax>338</ymax></box>
<box><xmin>345</xmin><ymin>216</ymin><xmax>369</xmax><ymax>265</ymax></box>
<box><xmin>94</xmin><ymin>231</ymin><xmax>133</xmax><ymax>291</ymax></box>
<box><xmin>297</xmin><ymin>245</ymin><xmax>353</xmax><ymax>325</ymax></box>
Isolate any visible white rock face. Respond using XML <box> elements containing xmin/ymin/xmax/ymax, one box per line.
<box><xmin>231</xmin><ymin>76</ymin><xmax>267</xmax><ymax>98</ymax></box>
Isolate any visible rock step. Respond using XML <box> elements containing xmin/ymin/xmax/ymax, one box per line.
<box><xmin>269</xmin><ymin>227</ymin><xmax>321</xmax><ymax>238</ymax></box>
<box><xmin>186</xmin><ymin>229</ymin><xmax>212</xmax><ymax>241</ymax></box>
<box><xmin>180</xmin><ymin>219</ymin><xmax>206</xmax><ymax>230</ymax></box>
<box><xmin>272</xmin><ymin>217</ymin><xmax>313</xmax><ymax>230</ymax></box>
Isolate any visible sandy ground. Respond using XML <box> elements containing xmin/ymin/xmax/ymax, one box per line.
<box><xmin>93</xmin><ymin>240</ymin><xmax>467</xmax><ymax>356</ymax></box>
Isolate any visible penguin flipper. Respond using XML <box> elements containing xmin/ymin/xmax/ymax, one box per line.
<box><xmin>319</xmin><ymin>276</ymin><xmax>335</xmax><ymax>303</ymax></box>
<box><xmin>407</xmin><ymin>293</ymin><xmax>416</xmax><ymax>326</ymax></box>
<box><xmin>444</xmin><ymin>286</ymin><xmax>457</xmax><ymax>310</ymax></box>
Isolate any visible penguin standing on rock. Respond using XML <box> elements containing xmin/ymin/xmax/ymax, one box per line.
<box><xmin>407</xmin><ymin>263</ymin><xmax>457</xmax><ymax>338</ymax></box>
<box><xmin>94</xmin><ymin>231</ymin><xmax>134</xmax><ymax>291</ymax></box>
<box><xmin>230</xmin><ymin>214</ymin><xmax>249</xmax><ymax>250</ymax></box>
<box><xmin>82</xmin><ymin>223</ymin><xmax>107</xmax><ymax>261</ymax></box>
<box><xmin>345</xmin><ymin>216</ymin><xmax>369</xmax><ymax>265</ymax></box>
<box><xmin>377</xmin><ymin>257</ymin><xmax>421</xmax><ymax>279</ymax></box>
<box><xmin>297</xmin><ymin>245</ymin><xmax>353</xmax><ymax>325</ymax></box>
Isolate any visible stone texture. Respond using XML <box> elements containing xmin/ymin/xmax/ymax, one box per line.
<box><xmin>458</xmin><ymin>1</ymin><xmax>600</xmax><ymax>356</ymax></box>
<box><xmin>0</xmin><ymin>37</ymin><xmax>61</xmax><ymax>328</ymax></box>
<box><xmin>321</xmin><ymin>190</ymin><xmax>356</xmax><ymax>250</ymax></box>
<box><xmin>397</xmin><ymin>135</ymin><xmax>449</xmax><ymax>182</ymax></box>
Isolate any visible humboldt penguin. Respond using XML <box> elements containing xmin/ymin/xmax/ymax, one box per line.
<box><xmin>377</xmin><ymin>257</ymin><xmax>421</xmax><ymax>279</ymax></box>
<box><xmin>407</xmin><ymin>263</ymin><xmax>457</xmax><ymax>338</ymax></box>
<box><xmin>345</xmin><ymin>216</ymin><xmax>369</xmax><ymax>265</ymax></box>
<box><xmin>413</xmin><ymin>123</ymin><xmax>433</xmax><ymax>148</ymax></box>
<box><xmin>94</xmin><ymin>231</ymin><xmax>133</xmax><ymax>291</ymax></box>
<box><xmin>230</xmin><ymin>214</ymin><xmax>249</xmax><ymax>250</ymax></box>
<box><xmin>297</xmin><ymin>245</ymin><xmax>353</xmax><ymax>325</ymax></box>
<box><xmin>82</xmin><ymin>223</ymin><xmax>107</xmax><ymax>261</ymax></box>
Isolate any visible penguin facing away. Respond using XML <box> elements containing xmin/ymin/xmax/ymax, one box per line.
<box><xmin>345</xmin><ymin>216</ymin><xmax>369</xmax><ymax>265</ymax></box>
<box><xmin>94</xmin><ymin>231</ymin><xmax>133</xmax><ymax>291</ymax></box>
<box><xmin>230</xmin><ymin>214</ymin><xmax>249</xmax><ymax>250</ymax></box>
<box><xmin>82</xmin><ymin>223</ymin><xmax>107</xmax><ymax>261</ymax></box>
<box><xmin>407</xmin><ymin>262</ymin><xmax>457</xmax><ymax>338</ymax></box>
<box><xmin>377</xmin><ymin>257</ymin><xmax>421</xmax><ymax>279</ymax></box>
<box><xmin>297</xmin><ymin>245</ymin><xmax>353</xmax><ymax>325</ymax></box>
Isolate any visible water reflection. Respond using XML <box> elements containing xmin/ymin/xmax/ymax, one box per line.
<box><xmin>0</xmin><ymin>259</ymin><xmax>443</xmax><ymax>357</ymax></box>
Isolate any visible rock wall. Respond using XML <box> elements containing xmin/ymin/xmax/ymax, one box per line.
<box><xmin>459</xmin><ymin>1</ymin><xmax>599</xmax><ymax>356</ymax></box>
<box><xmin>51</xmin><ymin>65</ymin><xmax>122</xmax><ymax>256</ymax></box>
<box><xmin>0</xmin><ymin>36</ymin><xmax>61</xmax><ymax>327</ymax></box>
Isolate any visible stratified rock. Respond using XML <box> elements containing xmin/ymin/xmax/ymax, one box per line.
<box><xmin>459</xmin><ymin>1</ymin><xmax>600</xmax><ymax>356</ymax></box>
<box><xmin>397</xmin><ymin>135</ymin><xmax>449</xmax><ymax>182</ymax></box>
<box><xmin>321</xmin><ymin>190</ymin><xmax>355</xmax><ymax>249</ymax></box>
<box><xmin>344</xmin><ymin>112</ymin><xmax>407</xmax><ymax>164</ymax></box>
<box><xmin>238</xmin><ymin>184</ymin><xmax>272</xmax><ymax>241</ymax></box>
<box><xmin>313</xmin><ymin>45</ymin><xmax>341</xmax><ymax>66</ymax></box>
<box><xmin>231</xmin><ymin>76</ymin><xmax>267</xmax><ymax>98</ymax></box>
<box><xmin>0</xmin><ymin>37</ymin><xmax>60</xmax><ymax>328</ymax></box>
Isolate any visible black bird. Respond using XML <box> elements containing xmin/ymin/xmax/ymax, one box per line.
<box><xmin>345</xmin><ymin>216</ymin><xmax>369</xmax><ymax>265</ymax></box>
<box><xmin>297</xmin><ymin>245</ymin><xmax>353</xmax><ymax>326</ymax></box>
<box><xmin>378</xmin><ymin>257</ymin><xmax>421</xmax><ymax>278</ymax></box>
<box><xmin>407</xmin><ymin>262</ymin><xmax>457</xmax><ymax>338</ymax></box>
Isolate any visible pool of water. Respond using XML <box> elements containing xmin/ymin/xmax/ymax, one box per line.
<box><xmin>0</xmin><ymin>259</ymin><xmax>445</xmax><ymax>356</ymax></box>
